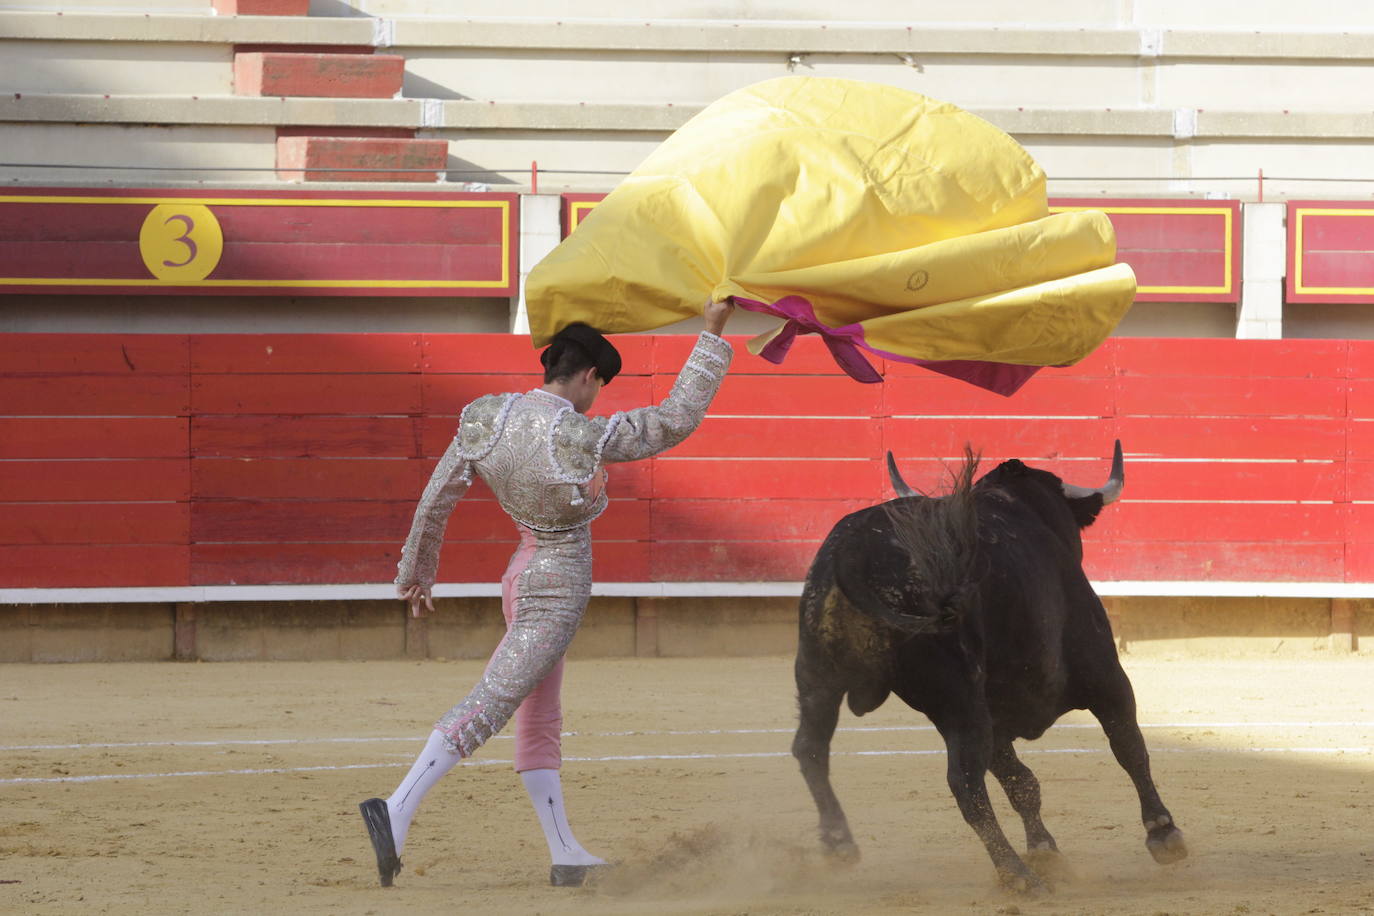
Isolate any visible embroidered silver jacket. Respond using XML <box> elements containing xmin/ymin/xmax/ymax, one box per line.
<box><xmin>395</xmin><ymin>331</ymin><xmax>733</xmax><ymax>587</ymax></box>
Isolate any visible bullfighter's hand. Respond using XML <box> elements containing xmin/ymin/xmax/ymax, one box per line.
<box><xmin>398</xmin><ymin>583</ymin><xmax>435</xmax><ymax>618</ymax></box>
<box><xmin>703</xmin><ymin>297</ymin><xmax>734</xmax><ymax>336</ymax></box>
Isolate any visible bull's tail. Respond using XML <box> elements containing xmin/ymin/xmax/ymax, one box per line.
<box><xmin>876</xmin><ymin>448</ymin><xmax>982</xmax><ymax>635</ymax></box>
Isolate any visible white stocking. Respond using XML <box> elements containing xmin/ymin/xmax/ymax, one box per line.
<box><xmin>385</xmin><ymin>730</ymin><xmax>460</xmax><ymax>855</ymax></box>
<box><xmin>520</xmin><ymin>768</ymin><xmax>606</xmax><ymax>866</ymax></box>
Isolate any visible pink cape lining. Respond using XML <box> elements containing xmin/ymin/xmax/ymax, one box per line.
<box><xmin>732</xmin><ymin>295</ymin><xmax>1040</xmax><ymax>397</ymax></box>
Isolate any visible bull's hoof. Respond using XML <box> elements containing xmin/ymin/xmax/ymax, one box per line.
<box><xmin>1024</xmin><ymin>845</ymin><xmax>1074</xmax><ymax>885</ymax></box>
<box><xmin>997</xmin><ymin>862</ymin><xmax>1048</xmax><ymax>897</ymax></box>
<box><xmin>1146</xmin><ymin>824</ymin><xmax>1188</xmax><ymax>864</ymax></box>
<box><xmin>822</xmin><ymin>838</ymin><xmax>861</xmax><ymax>865</ymax></box>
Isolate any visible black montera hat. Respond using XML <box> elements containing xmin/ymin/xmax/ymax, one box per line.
<box><xmin>544</xmin><ymin>323</ymin><xmax>622</xmax><ymax>384</ymax></box>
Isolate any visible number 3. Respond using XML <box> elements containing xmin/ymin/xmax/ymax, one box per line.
<box><xmin>162</xmin><ymin>214</ymin><xmax>198</xmax><ymax>268</ymax></box>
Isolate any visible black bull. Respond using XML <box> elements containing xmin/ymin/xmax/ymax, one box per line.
<box><xmin>791</xmin><ymin>442</ymin><xmax>1186</xmax><ymax>893</ymax></box>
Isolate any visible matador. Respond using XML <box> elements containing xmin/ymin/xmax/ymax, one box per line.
<box><xmin>360</xmin><ymin>300</ymin><xmax>734</xmax><ymax>888</ymax></box>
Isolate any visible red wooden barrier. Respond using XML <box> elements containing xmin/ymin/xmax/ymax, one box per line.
<box><xmin>0</xmin><ymin>333</ymin><xmax>1366</xmax><ymax>588</ymax></box>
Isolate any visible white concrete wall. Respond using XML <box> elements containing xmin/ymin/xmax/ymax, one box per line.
<box><xmin>0</xmin><ymin>3</ymin><xmax>1372</xmax><ymax>334</ymax></box>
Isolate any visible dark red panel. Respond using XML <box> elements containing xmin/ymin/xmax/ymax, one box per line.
<box><xmin>0</xmin><ymin>545</ymin><xmax>189</xmax><ymax>587</ymax></box>
<box><xmin>0</xmin><ymin>459</ymin><xmax>191</xmax><ymax>502</ymax></box>
<box><xmin>0</xmin><ymin>417</ymin><xmax>188</xmax><ymax>459</ymax></box>
<box><xmin>192</xmin><ymin>373</ymin><xmax>423</xmax><ymax>416</ymax></box>
<box><xmin>190</xmin><ymin>334</ymin><xmax>422</xmax><ymax>373</ymax></box>
<box><xmin>0</xmin><ymin>189</ymin><xmax>517</xmax><ymax>297</ymax></box>
<box><xmin>1286</xmin><ymin>202</ymin><xmax>1374</xmax><ymax>304</ymax></box>
<box><xmin>0</xmin><ymin>376</ymin><xmax>190</xmax><ymax>416</ymax></box>
<box><xmin>0</xmin><ymin>335</ymin><xmax>189</xmax><ymax>375</ymax></box>
<box><xmin>0</xmin><ymin>502</ymin><xmax>188</xmax><ymax>545</ymax></box>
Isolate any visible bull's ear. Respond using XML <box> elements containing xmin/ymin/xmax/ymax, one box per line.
<box><xmin>1067</xmin><ymin>492</ymin><xmax>1105</xmax><ymax>529</ymax></box>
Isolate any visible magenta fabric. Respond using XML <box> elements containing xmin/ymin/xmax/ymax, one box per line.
<box><xmin>502</xmin><ymin>525</ymin><xmax>566</xmax><ymax>772</ymax></box>
<box><xmin>732</xmin><ymin>295</ymin><xmax>1040</xmax><ymax>396</ymax></box>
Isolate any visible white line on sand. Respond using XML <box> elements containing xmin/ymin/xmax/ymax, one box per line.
<box><xmin>3</xmin><ymin>745</ymin><xmax>1371</xmax><ymax>786</ymax></box>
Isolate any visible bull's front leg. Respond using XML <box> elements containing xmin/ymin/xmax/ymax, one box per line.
<box><xmin>792</xmin><ymin>677</ymin><xmax>859</xmax><ymax>862</ymax></box>
<box><xmin>939</xmin><ymin>719</ymin><xmax>1045</xmax><ymax>894</ymax></box>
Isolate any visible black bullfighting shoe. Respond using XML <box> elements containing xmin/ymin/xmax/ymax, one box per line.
<box><xmin>358</xmin><ymin>797</ymin><xmax>402</xmax><ymax>887</ymax></box>
<box><xmin>549</xmin><ymin>863</ymin><xmax>610</xmax><ymax>887</ymax></box>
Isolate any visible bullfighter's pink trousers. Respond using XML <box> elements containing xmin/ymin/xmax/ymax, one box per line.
<box><xmin>502</xmin><ymin>524</ymin><xmax>565</xmax><ymax>772</ymax></box>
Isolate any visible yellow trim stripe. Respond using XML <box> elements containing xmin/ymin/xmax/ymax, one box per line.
<box><xmin>1050</xmin><ymin>204</ymin><xmax>1235</xmax><ymax>296</ymax></box>
<box><xmin>0</xmin><ymin>195</ymin><xmax>513</xmax><ymax>290</ymax></box>
<box><xmin>1293</xmin><ymin>207</ymin><xmax>1374</xmax><ymax>297</ymax></box>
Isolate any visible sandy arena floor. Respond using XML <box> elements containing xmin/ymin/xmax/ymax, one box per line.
<box><xmin>3</xmin><ymin>654</ymin><xmax>1374</xmax><ymax>916</ymax></box>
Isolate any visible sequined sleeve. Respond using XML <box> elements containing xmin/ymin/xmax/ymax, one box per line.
<box><xmin>395</xmin><ymin>436</ymin><xmax>472</xmax><ymax>588</ymax></box>
<box><xmin>598</xmin><ymin>331</ymin><xmax>733</xmax><ymax>464</ymax></box>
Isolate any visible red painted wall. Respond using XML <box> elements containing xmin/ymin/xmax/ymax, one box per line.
<box><xmin>0</xmin><ymin>334</ymin><xmax>1359</xmax><ymax>588</ymax></box>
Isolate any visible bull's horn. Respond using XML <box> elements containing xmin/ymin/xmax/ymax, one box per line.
<box><xmin>1061</xmin><ymin>440</ymin><xmax>1125</xmax><ymax>505</ymax></box>
<box><xmin>886</xmin><ymin>451</ymin><xmax>917</xmax><ymax>498</ymax></box>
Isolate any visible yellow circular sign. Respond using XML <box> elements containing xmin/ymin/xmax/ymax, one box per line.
<box><xmin>138</xmin><ymin>204</ymin><xmax>224</xmax><ymax>282</ymax></box>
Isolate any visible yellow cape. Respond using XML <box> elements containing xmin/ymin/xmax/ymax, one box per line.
<box><xmin>526</xmin><ymin>76</ymin><xmax>1134</xmax><ymax>390</ymax></box>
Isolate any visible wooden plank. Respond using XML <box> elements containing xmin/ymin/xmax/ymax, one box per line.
<box><xmin>1116</xmin><ymin>376</ymin><xmax>1346</xmax><ymax>418</ymax></box>
<box><xmin>191</xmin><ymin>373</ymin><xmax>423</xmax><ymax>416</ymax></box>
<box><xmin>421</xmin><ymin>334</ymin><xmax>656</xmax><ymax>374</ymax></box>
<box><xmin>1097</xmin><ymin>541</ymin><xmax>1344</xmax><ymax>581</ymax></box>
<box><xmin>884</xmin><ymin>417</ymin><xmax>1116</xmax><ymax>462</ymax></box>
<box><xmin>1112</xmin><ymin>338</ymin><xmax>1345</xmax><ymax>378</ymax></box>
<box><xmin>668</xmin><ymin>417</ymin><xmax>882</xmax><ymax>459</ymax></box>
<box><xmin>191</xmin><ymin>457</ymin><xmax>428</xmax><ymax>500</ymax></box>
<box><xmin>654</xmin><ymin>333</ymin><xmax>856</xmax><ymax>377</ymax></box>
<box><xmin>662</xmin><ymin>373</ymin><xmax>882</xmax><ymax>418</ymax></box>
<box><xmin>0</xmin><ymin>376</ymin><xmax>190</xmax><ymax>416</ymax></box>
<box><xmin>192</xmin><ymin>539</ymin><xmax>651</xmax><ymax>585</ymax></box>
<box><xmin>0</xmin><ymin>544</ymin><xmax>189</xmax><ymax>587</ymax></box>
<box><xmin>213</xmin><ymin>201</ymin><xmax>506</xmax><ymax>246</ymax></box>
<box><xmin>0</xmin><ymin>417</ymin><xmax>188</xmax><ymax>458</ymax></box>
<box><xmin>1117</xmin><ymin>417</ymin><xmax>1344</xmax><ymax>460</ymax></box>
<box><xmin>209</xmin><ymin>240</ymin><xmax>507</xmax><ymax>284</ymax></box>
<box><xmin>191</xmin><ymin>542</ymin><xmax>399</xmax><ymax>585</ymax></box>
<box><xmin>650</xmin><ymin>498</ymin><xmax>872</xmax><ymax>541</ymax></box>
<box><xmin>1126</xmin><ymin>460</ymin><xmax>1343</xmax><ymax>502</ymax></box>
<box><xmin>1340</xmin><ymin>379</ymin><xmax>1374</xmax><ymax>418</ymax></box>
<box><xmin>421</xmin><ymin>375</ymin><xmax>653</xmax><ymax>416</ymax></box>
<box><xmin>190</xmin><ymin>334</ymin><xmax>421</xmax><ymax>373</ymax></box>
<box><xmin>190</xmin><ymin>496</ymin><xmax>649</xmax><ymax>542</ymax></box>
<box><xmin>1095</xmin><ymin>502</ymin><xmax>1345</xmax><ymax>543</ymax></box>
<box><xmin>0</xmin><ymin>502</ymin><xmax>188</xmax><ymax>545</ymax></box>
<box><xmin>883</xmin><ymin>375</ymin><xmax>1114</xmax><ymax>418</ymax></box>
<box><xmin>1339</xmin><ymin>540</ymin><xmax>1374</xmax><ymax>582</ymax></box>
<box><xmin>0</xmin><ymin>459</ymin><xmax>190</xmax><ymax>501</ymax></box>
<box><xmin>0</xmin><ymin>334</ymin><xmax>189</xmax><ymax>375</ymax></box>
<box><xmin>648</xmin><ymin>539</ymin><xmax>819</xmax><ymax>581</ymax></box>
<box><xmin>652</xmin><ymin>458</ymin><xmax>883</xmax><ymax>501</ymax></box>
<box><xmin>191</xmin><ymin>416</ymin><xmax>421</xmax><ymax>458</ymax></box>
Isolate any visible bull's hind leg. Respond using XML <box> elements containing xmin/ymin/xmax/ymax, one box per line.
<box><xmin>792</xmin><ymin>678</ymin><xmax>859</xmax><ymax>862</ymax></box>
<box><xmin>931</xmin><ymin>715</ymin><xmax>1045</xmax><ymax>894</ymax></box>
<box><xmin>1086</xmin><ymin>665</ymin><xmax>1188</xmax><ymax>865</ymax></box>
<box><xmin>988</xmin><ymin>742</ymin><xmax>1058</xmax><ymax>854</ymax></box>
